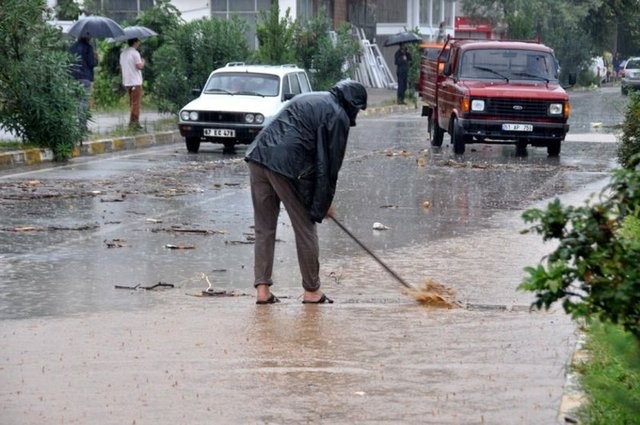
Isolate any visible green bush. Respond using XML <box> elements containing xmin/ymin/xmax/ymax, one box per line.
<box><xmin>519</xmin><ymin>161</ymin><xmax>640</xmax><ymax>340</ymax></box>
<box><xmin>0</xmin><ymin>0</ymin><xmax>86</xmax><ymax>160</ymax></box>
<box><xmin>294</xmin><ymin>11</ymin><xmax>361</xmax><ymax>90</ymax></box>
<box><xmin>254</xmin><ymin>3</ymin><xmax>297</xmax><ymax>65</ymax></box>
<box><xmin>617</xmin><ymin>91</ymin><xmax>640</xmax><ymax>169</ymax></box>
<box><xmin>576</xmin><ymin>321</ymin><xmax>640</xmax><ymax>424</ymax></box>
<box><xmin>152</xmin><ymin>17</ymin><xmax>250</xmax><ymax>114</ymax></box>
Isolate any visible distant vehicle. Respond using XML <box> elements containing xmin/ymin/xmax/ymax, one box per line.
<box><xmin>418</xmin><ymin>38</ymin><xmax>571</xmax><ymax>156</ymax></box>
<box><xmin>178</xmin><ymin>63</ymin><xmax>312</xmax><ymax>153</ymax></box>
<box><xmin>588</xmin><ymin>56</ymin><xmax>607</xmax><ymax>84</ymax></box>
<box><xmin>620</xmin><ymin>57</ymin><xmax>640</xmax><ymax>95</ymax></box>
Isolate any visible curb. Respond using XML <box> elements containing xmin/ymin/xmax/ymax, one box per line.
<box><xmin>557</xmin><ymin>331</ymin><xmax>588</xmax><ymax>424</ymax></box>
<box><xmin>0</xmin><ymin>104</ymin><xmax>413</xmax><ymax>171</ymax></box>
<box><xmin>0</xmin><ymin>130</ymin><xmax>181</xmax><ymax>170</ymax></box>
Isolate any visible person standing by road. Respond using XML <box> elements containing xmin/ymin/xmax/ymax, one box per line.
<box><xmin>119</xmin><ymin>38</ymin><xmax>145</xmax><ymax>130</ymax></box>
<box><xmin>68</xmin><ymin>36</ymin><xmax>99</xmax><ymax>129</ymax></box>
<box><xmin>244</xmin><ymin>80</ymin><xmax>367</xmax><ymax>305</ymax></box>
<box><xmin>395</xmin><ymin>43</ymin><xmax>411</xmax><ymax>104</ymax></box>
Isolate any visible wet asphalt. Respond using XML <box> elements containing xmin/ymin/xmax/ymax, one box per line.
<box><xmin>0</xmin><ymin>86</ymin><xmax>626</xmax><ymax>424</ymax></box>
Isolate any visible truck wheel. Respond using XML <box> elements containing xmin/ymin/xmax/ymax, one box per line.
<box><xmin>515</xmin><ymin>141</ymin><xmax>528</xmax><ymax>156</ymax></box>
<box><xmin>186</xmin><ymin>137</ymin><xmax>200</xmax><ymax>153</ymax></box>
<box><xmin>547</xmin><ymin>141</ymin><xmax>561</xmax><ymax>157</ymax></box>
<box><xmin>430</xmin><ymin>118</ymin><xmax>444</xmax><ymax>147</ymax></box>
<box><xmin>451</xmin><ymin>118</ymin><xmax>466</xmax><ymax>155</ymax></box>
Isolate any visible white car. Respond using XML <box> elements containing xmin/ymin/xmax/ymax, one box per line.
<box><xmin>621</xmin><ymin>57</ymin><xmax>640</xmax><ymax>95</ymax></box>
<box><xmin>178</xmin><ymin>63</ymin><xmax>312</xmax><ymax>153</ymax></box>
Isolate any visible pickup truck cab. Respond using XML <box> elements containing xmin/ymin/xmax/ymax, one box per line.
<box><xmin>419</xmin><ymin>38</ymin><xmax>570</xmax><ymax>156</ymax></box>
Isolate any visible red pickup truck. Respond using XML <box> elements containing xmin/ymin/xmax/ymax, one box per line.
<box><xmin>419</xmin><ymin>38</ymin><xmax>570</xmax><ymax>156</ymax></box>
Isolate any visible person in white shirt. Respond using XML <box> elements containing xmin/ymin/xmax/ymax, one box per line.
<box><xmin>119</xmin><ymin>38</ymin><xmax>145</xmax><ymax>130</ymax></box>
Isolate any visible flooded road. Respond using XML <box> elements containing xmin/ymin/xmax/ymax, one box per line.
<box><xmin>0</xmin><ymin>86</ymin><xmax>624</xmax><ymax>423</ymax></box>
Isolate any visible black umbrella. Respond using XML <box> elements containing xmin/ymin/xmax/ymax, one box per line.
<box><xmin>111</xmin><ymin>26</ymin><xmax>158</xmax><ymax>42</ymax></box>
<box><xmin>67</xmin><ymin>16</ymin><xmax>125</xmax><ymax>39</ymax></box>
<box><xmin>383</xmin><ymin>31</ymin><xmax>422</xmax><ymax>47</ymax></box>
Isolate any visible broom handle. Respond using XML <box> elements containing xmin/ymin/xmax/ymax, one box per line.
<box><xmin>330</xmin><ymin>216</ymin><xmax>413</xmax><ymax>289</ymax></box>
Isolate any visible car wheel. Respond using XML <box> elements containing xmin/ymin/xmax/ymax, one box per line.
<box><xmin>186</xmin><ymin>137</ymin><xmax>200</xmax><ymax>153</ymax></box>
<box><xmin>515</xmin><ymin>140</ymin><xmax>528</xmax><ymax>156</ymax></box>
<box><xmin>451</xmin><ymin>118</ymin><xmax>466</xmax><ymax>155</ymax></box>
<box><xmin>547</xmin><ymin>140</ymin><xmax>561</xmax><ymax>157</ymax></box>
<box><xmin>430</xmin><ymin>117</ymin><xmax>444</xmax><ymax>147</ymax></box>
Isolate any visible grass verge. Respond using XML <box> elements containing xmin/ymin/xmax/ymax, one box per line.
<box><xmin>576</xmin><ymin>321</ymin><xmax>640</xmax><ymax>424</ymax></box>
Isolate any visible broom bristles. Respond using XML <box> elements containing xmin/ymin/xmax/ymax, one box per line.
<box><xmin>405</xmin><ymin>278</ymin><xmax>458</xmax><ymax>308</ymax></box>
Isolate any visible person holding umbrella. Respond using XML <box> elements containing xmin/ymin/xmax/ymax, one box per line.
<box><xmin>119</xmin><ymin>38</ymin><xmax>145</xmax><ymax>130</ymax></box>
<box><xmin>395</xmin><ymin>43</ymin><xmax>411</xmax><ymax>104</ymax></box>
<box><xmin>68</xmin><ymin>36</ymin><xmax>99</xmax><ymax>129</ymax></box>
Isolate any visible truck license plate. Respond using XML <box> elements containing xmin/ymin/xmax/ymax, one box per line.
<box><xmin>502</xmin><ymin>123</ymin><xmax>533</xmax><ymax>132</ymax></box>
<box><xmin>204</xmin><ymin>128</ymin><xmax>235</xmax><ymax>137</ymax></box>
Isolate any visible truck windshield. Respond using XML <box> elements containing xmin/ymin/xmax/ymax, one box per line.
<box><xmin>458</xmin><ymin>49</ymin><xmax>558</xmax><ymax>82</ymax></box>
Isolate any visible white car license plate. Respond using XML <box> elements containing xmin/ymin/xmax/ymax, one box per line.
<box><xmin>502</xmin><ymin>123</ymin><xmax>533</xmax><ymax>132</ymax></box>
<box><xmin>204</xmin><ymin>128</ymin><xmax>235</xmax><ymax>137</ymax></box>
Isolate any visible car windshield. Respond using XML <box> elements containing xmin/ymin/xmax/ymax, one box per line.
<box><xmin>458</xmin><ymin>48</ymin><xmax>558</xmax><ymax>82</ymax></box>
<box><xmin>204</xmin><ymin>73</ymin><xmax>280</xmax><ymax>96</ymax></box>
<box><xmin>626</xmin><ymin>59</ymin><xmax>640</xmax><ymax>69</ymax></box>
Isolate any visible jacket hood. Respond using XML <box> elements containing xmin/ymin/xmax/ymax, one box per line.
<box><xmin>330</xmin><ymin>80</ymin><xmax>367</xmax><ymax>126</ymax></box>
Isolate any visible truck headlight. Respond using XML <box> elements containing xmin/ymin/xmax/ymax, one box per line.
<box><xmin>471</xmin><ymin>99</ymin><xmax>485</xmax><ymax>112</ymax></box>
<box><xmin>549</xmin><ymin>103</ymin><xmax>563</xmax><ymax>115</ymax></box>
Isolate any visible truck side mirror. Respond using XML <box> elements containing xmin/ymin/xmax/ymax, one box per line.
<box><xmin>443</xmin><ymin>63</ymin><xmax>452</xmax><ymax>76</ymax></box>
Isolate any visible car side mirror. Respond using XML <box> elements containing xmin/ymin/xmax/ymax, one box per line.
<box><xmin>283</xmin><ymin>93</ymin><xmax>296</xmax><ymax>101</ymax></box>
<box><xmin>192</xmin><ymin>88</ymin><xmax>202</xmax><ymax>96</ymax></box>
<box><xmin>443</xmin><ymin>63</ymin><xmax>452</xmax><ymax>76</ymax></box>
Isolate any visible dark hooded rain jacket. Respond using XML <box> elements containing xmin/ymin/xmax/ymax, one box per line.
<box><xmin>245</xmin><ymin>80</ymin><xmax>367</xmax><ymax>223</ymax></box>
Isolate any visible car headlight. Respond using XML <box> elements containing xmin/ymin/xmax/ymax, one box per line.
<box><xmin>471</xmin><ymin>99</ymin><xmax>485</xmax><ymax>112</ymax></box>
<box><xmin>180</xmin><ymin>111</ymin><xmax>198</xmax><ymax>121</ymax></box>
<box><xmin>255</xmin><ymin>114</ymin><xmax>265</xmax><ymax>124</ymax></box>
<box><xmin>549</xmin><ymin>103</ymin><xmax>563</xmax><ymax>115</ymax></box>
<box><xmin>245</xmin><ymin>113</ymin><xmax>255</xmax><ymax>123</ymax></box>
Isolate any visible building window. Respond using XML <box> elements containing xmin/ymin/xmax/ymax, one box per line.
<box><xmin>378</xmin><ymin>1</ymin><xmax>407</xmax><ymax>23</ymax></box>
<box><xmin>297</xmin><ymin>0</ymin><xmax>313</xmax><ymax>21</ymax></box>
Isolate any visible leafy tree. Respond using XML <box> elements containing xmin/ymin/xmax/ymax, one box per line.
<box><xmin>519</xmin><ymin>154</ymin><xmax>640</xmax><ymax>340</ymax></box>
<box><xmin>91</xmin><ymin>0</ymin><xmax>183</xmax><ymax>108</ymax></box>
<box><xmin>152</xmin><ymin>16</ymin><xmax>250</xmax><ymax>113</ymax></box>
<box><xmin>294</xmin><ymin>10</ymin><xmax>361</xmax><ymax>90</ymax></box>
<box><xmin>617</xmin><ymin>92</ymin><xmax>640</xmax><ymax>169</ymax></box>
<box><xmin>462</xmin><ymin>0</ymin><xmax>595</xmax><ymax>83</ymax></box>
<box><xmin>0</xmin><ymin>0</ymin><xmax>86</xmax><ymax>160</ymax></box>
<box><xmin>582</xmin><ymin>0</ymin><xmax>640</xmax><ymax>57</ymax></box>
<box><xmin>55</xmin><ymin>0</ymin><xmax>81</xmax><ymax>20</ymax></box>
<box><xmin>254</xmin><ymin>3</ymin><xmax>297</xmax><ymax>65</ymax></box>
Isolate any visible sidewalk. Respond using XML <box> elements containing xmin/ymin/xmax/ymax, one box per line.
<box><xmin>0</xmin><ymin>88</ymin><xmax>404</xmax><ymax>170</ymax></box>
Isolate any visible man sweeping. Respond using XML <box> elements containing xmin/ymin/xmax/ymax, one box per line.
<box><xmin>244</xmin><ymin>80</ymin><xmax>367</xmax><ymax>305</ymax></box>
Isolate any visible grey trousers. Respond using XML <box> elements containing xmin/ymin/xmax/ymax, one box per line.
<box><xmin>248</xmin><ymin>162</ymin><xmax>321</xmax><ymax>292</ymax></box>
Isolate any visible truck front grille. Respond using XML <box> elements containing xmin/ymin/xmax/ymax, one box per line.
<box><xmin>485</xmin><ymin>99</ymin><xmax>550</xmax><ymax>118</ymax></box>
